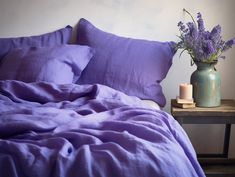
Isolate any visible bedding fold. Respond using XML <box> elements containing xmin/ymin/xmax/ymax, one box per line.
<box><xmin>0</xmin><ymin>80</ymin><xmax>205</xmax><ymax>177</ymax></box>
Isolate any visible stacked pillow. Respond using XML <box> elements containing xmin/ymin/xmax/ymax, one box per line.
<box><xmin>0</xmin><ymin>19</ymin><xmax>176</xmax><ymax>107</ymax></box>
<box><xmin>0</xmin><ymin>45</ymin><xmax>94</xmax><ymax>84</ymax></box>
<box><xmin>0</xmin><ymin>25</ymin><xmax>94</xmax><ymax>84</ymax></box>
<box><xmin>0</xmin><ymin>25</ymin><xmax>73</xmax><ymax>61</ymax></box>
<box><xmin>76</xmin><ymin>18</ymin><xmax>176</xmax><ymax>107</ymax></box>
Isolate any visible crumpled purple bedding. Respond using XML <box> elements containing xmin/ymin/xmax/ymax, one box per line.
<box><xmin>0</xmin><ymin>80</ymin><xmax>205</xmax><ymax>177</ymax></box>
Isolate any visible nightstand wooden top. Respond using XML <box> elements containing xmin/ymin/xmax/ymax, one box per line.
<box><xmin>171</xmin><ymin>99</ymin><xmax>235</xmax><ymax>117</ymax></box>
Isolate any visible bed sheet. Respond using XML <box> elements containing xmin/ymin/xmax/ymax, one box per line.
<box><xmin>0</xmin><ymin>80</ymin><xmax>205</xmax><ymax>177</ymax></box>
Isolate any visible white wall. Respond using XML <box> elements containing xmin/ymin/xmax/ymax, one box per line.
<box><xmin>0</xmin><ymin>0</ymin><xmax>235</xmax><ymax>157</ymax></box>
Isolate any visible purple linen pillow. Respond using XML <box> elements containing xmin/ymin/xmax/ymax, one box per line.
<box><xmin>0</xmin><ymin>45</ymin><xmax>94</xmax><ymax>84</ymax></box>
<box><xmin>76</xmin><ymin>18</ymin><xmax>176</xmax><ymax>107</ymax></box>
<box><xmin>0</xmin><ymin>25</ymin><xmax>73</xmax><ymax>61</ymax></box>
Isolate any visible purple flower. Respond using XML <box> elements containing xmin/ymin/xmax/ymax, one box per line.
<box><xmin>206</xmin><ymin>40</ymin><xmax>216</xmax><ymax>57</ymax></box>
<box><xmin>202</xmin><ymin>31</ymin><xmax>210</xmax><ymax>40</ymax></box>
<box><xmin>210</xmin><ymin>25</ymin><xmax>221</xmax><ymax>44</ymax></box>
<box><xmin>197</xmin><ymin>12</ymin><xmax>205</xmax><ymax>32</ymax></box>
<box><xmin>187</xmin><ymin>22</ymin><xmax>198</xmax><ymax>39</ymax></box>
<box><xmin>178</xmin><ymin>21</ymin><xmax>183</xmax><ymax>27</ymax></box>
<box><xmin>225</xmin><ymin>38</ymin><xmax>235</xmax><ymax>47</ymax></box>
<box><xmin>223</xmin><ymin>38</ymin><xmax>235</xmax><ymax>51</ymax></box>
<box><xmin>176</xmin><ymin>9</ymin><xmax>235</xmax><ymax>63</ymax></box>
<box><xmin>210</xmin><ymin>25</ymin><xmax>221</xmax><ymax>38</ymax></box>
<box><xmin>178</xmin><ymin>21</ymin><xmax>187</xmax><ymax>33</ymax></box>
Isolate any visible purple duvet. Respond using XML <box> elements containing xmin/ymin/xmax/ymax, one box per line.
<box><xmin>0</xmin><ymin>80</ymin><xmax>205</xmax><ymax>177</ymax></box>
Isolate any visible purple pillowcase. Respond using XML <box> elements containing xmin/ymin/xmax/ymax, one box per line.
<box><xmin>0</xmin><ymin>45</ymin><xmax>94</xmax><ymax>84</ymax></box>
<box><xmin>0</xmin><ymin>25</ymin><xmax>73</xmax><ymax>61</ymax></box>
<box><xmin>76</xmin><ymin>18</ymin><xmax>176</xmax><ymax>107</ymax></box>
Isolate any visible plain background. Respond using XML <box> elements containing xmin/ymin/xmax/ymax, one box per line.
<box><xmin>0</xmin><ymin>0</ymin><xmax>235</xmax><ymax>157</ymax></box>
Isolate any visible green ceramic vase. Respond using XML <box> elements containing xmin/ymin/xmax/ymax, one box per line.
<box><xmin>190</xmin><ymin>61</ymin><xmax>221</xmax><ymax>107</ymax></box>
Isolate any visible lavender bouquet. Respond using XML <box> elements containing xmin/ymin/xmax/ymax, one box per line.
<box><xmin>177</xmin><ymin>9</ymin><xmax>235</xmax><ymax>65</ymax></box>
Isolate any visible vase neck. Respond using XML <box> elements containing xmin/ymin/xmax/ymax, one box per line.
<box><xmin>195</xmin><ymin>62</ymin><xmax>216</xmax><ymax>70</ymax></box>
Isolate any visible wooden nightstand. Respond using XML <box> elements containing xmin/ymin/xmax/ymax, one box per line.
<box><xmin>171</xmin><ymin>99</ymin><xmax>235</xmax><ymax>176</ymax></box>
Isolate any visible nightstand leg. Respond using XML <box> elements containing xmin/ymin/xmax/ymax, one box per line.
<box><xmin>223</xmin><ymin>124</ymin><xmax>231</xmax><ymax>158</ymax></box>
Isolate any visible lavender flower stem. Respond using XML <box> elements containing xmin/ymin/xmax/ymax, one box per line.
<box><xmin>183</xmin><ymin>8</ymin><xmax>197</xmax><ymax>26</ymax></box>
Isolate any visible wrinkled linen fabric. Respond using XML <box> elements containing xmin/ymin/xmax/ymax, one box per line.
<box><xmin>0</xmin><ymin>25</ymin><xmax>72</xmax><ymax>61</ymax></box>
<box><xmin>0</xmin><ymin>80</ymin><xmax>205</xmax><ymax>177</ymax></box>
<box><xmin>76</xmin><ymin>18</ymin><xmax>176</xmax><ymax>107</ymax></box>
<box><xmin>0</xmin><ymin>45</ymin><xmax>94</xmax><ymax>84</ymax></box>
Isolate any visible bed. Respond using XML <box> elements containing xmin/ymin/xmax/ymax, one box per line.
<box><xmin>0</xmin><ymin>19</ymin><xmax>205</xmax><ymax>177</ymax></box>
